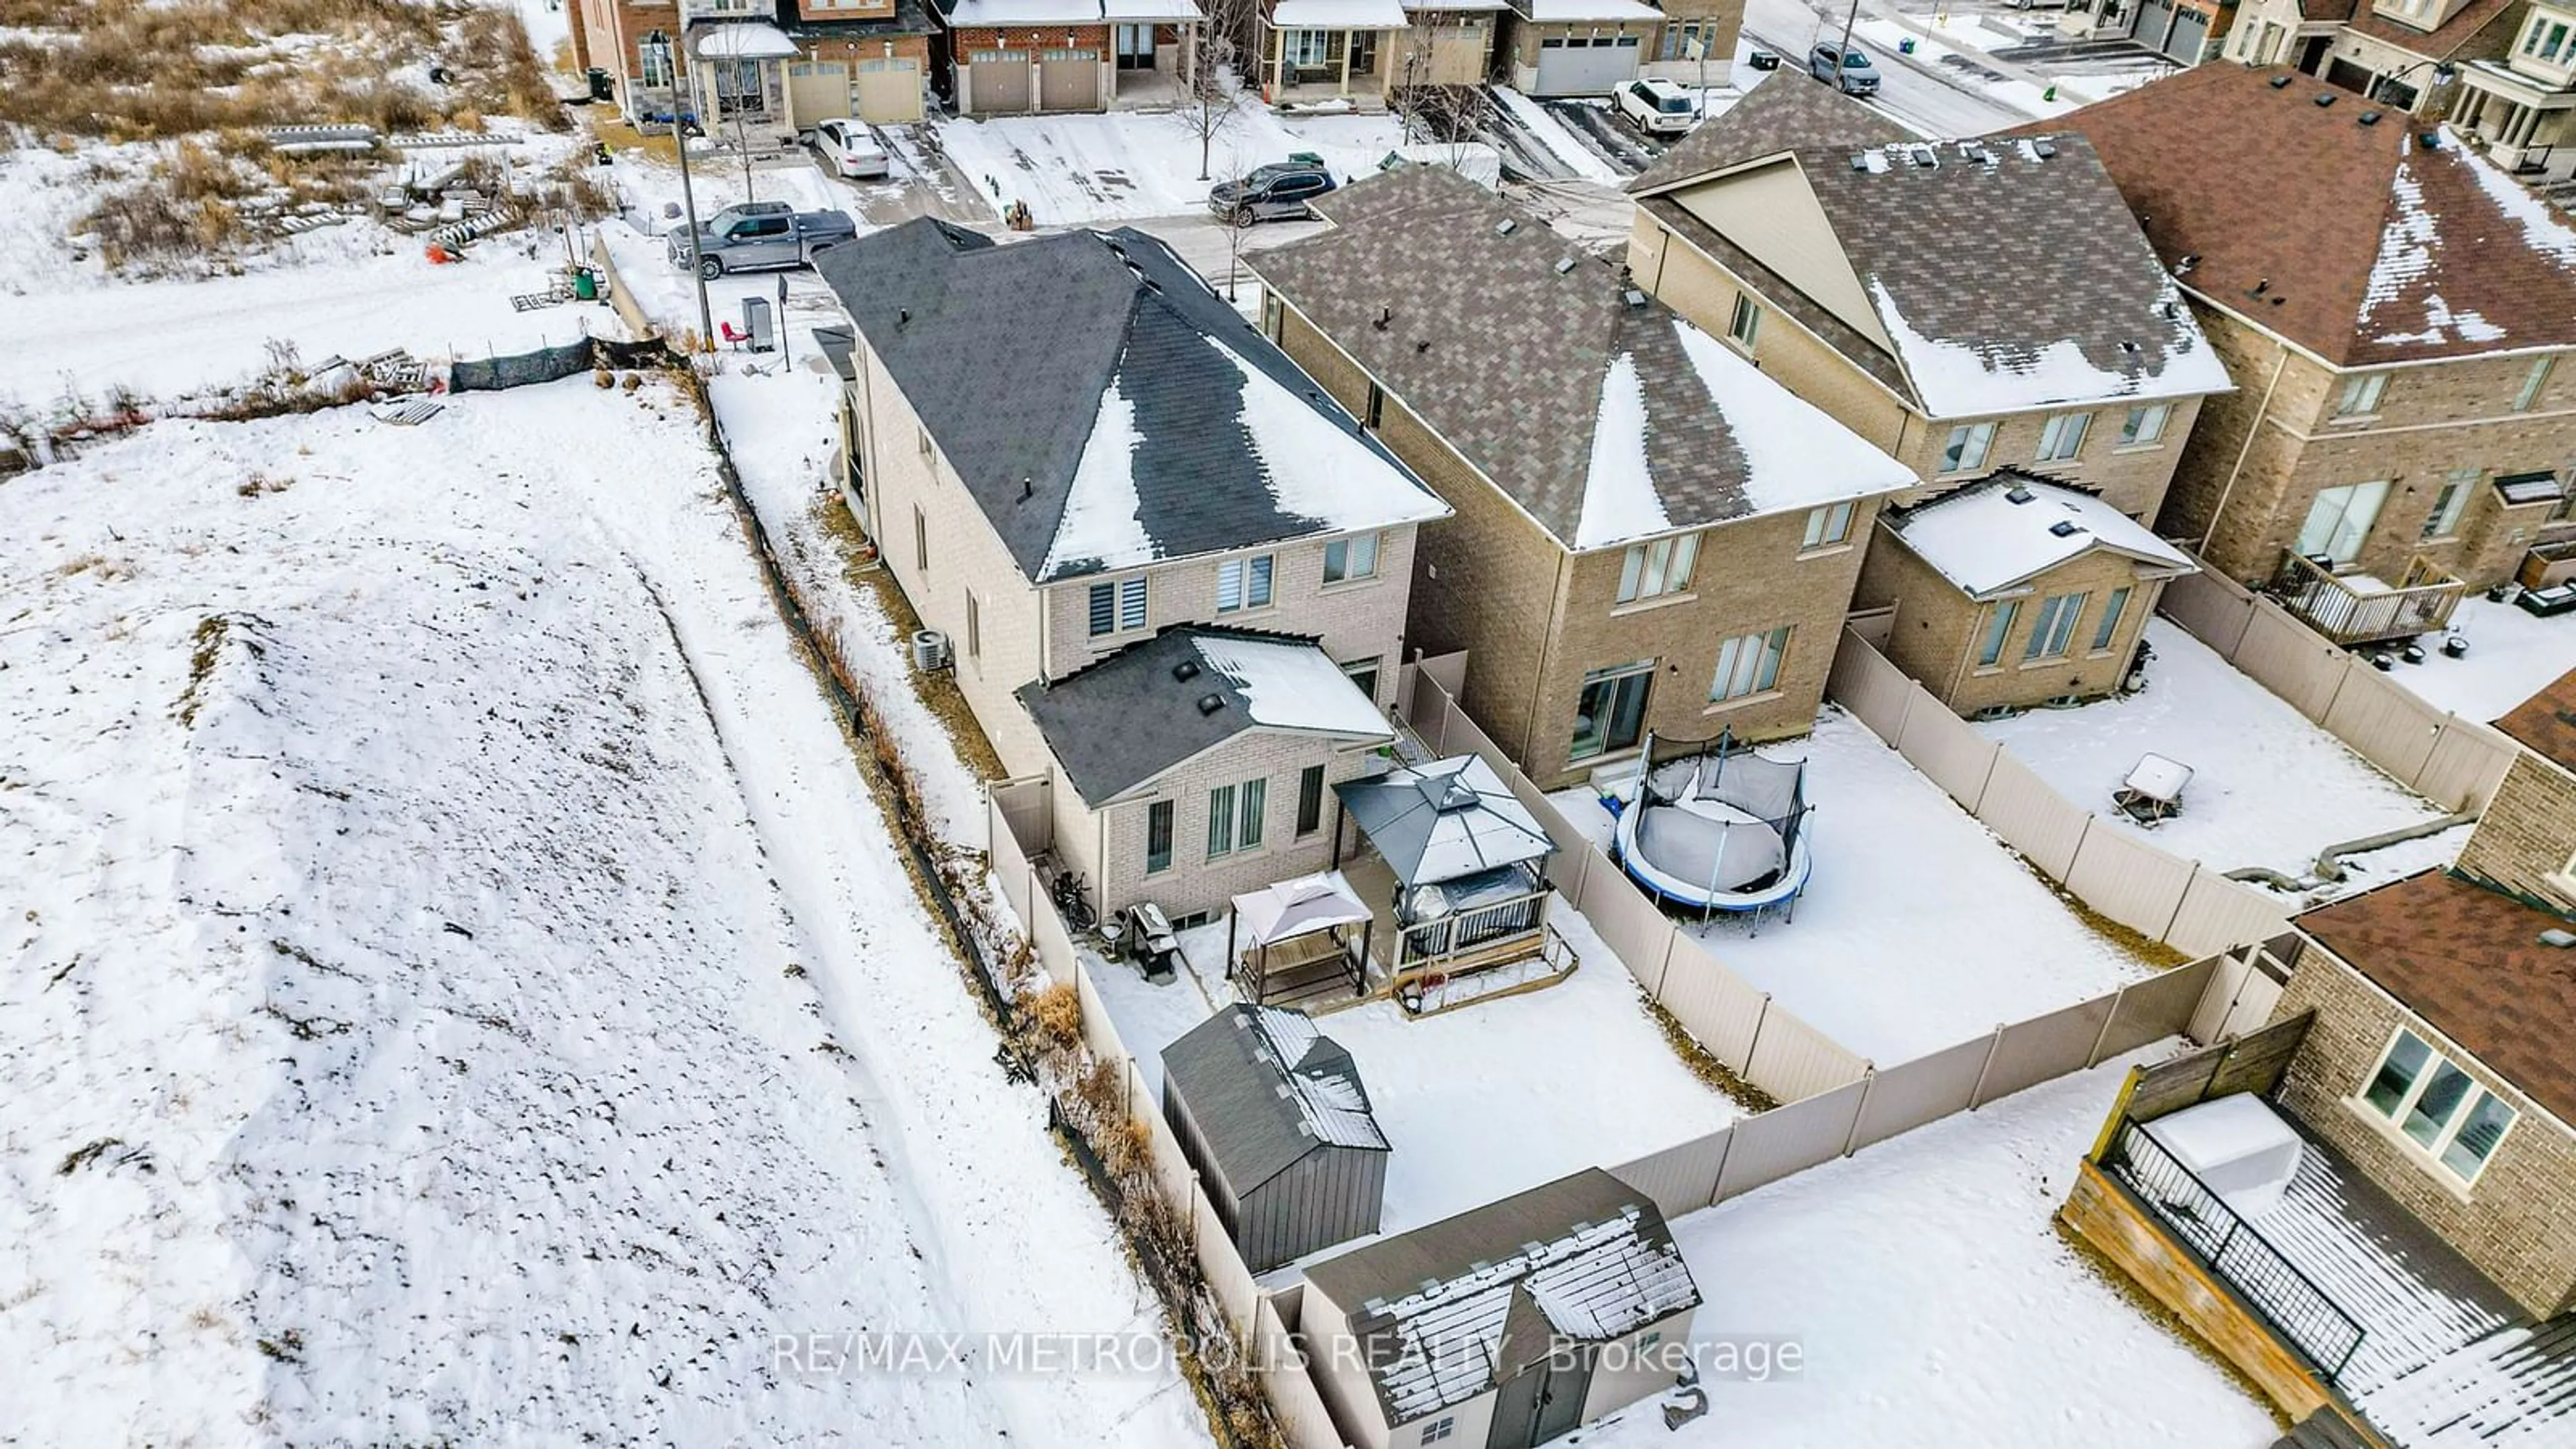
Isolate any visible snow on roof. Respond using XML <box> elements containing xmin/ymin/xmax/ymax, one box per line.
<box><xmin>1887</xmin><ymin>478</ymin><xmax>2196</xmax><ymax>598</ymax></box>
<box><xmin>943</xmin><ymin>0</ymin><xmax>1107</xmax><ymax>21</ymax></box>
<box><xmin>1049</xmin><ymin>384</ymin><xmax>1154</xmax><ymax>578</ymax></box>
<box><xmin>1099</xmin><ymin>0</ymin><xmax>1203</xmax><ymax>15</ymax></box>
<box><xmin>1573</xmin><ymin>354</ymin><xmax>1669</xmax><ymax>550</ymax></box>
<box><xmin>1670</xmin><ymin>319</ymin><xmax>1919</xmax><ymax>519</ymax></box>
<box><xmin>1193</xmin><ymin>633</ymin><xmax>1393</xmax><ymax>739</ymax></box>
<box><xmin>1524</xmin><ymin>0</ymin><xmax>1661</xmax><ymax>17</ymax></box>
<box><xmin>1867</xmin><ymin>276</ymin><xmax>2233</xmax><ymax>419</ymax></box>
<box><xmin>1244</xmin><ymin>1006</ymin><xmax>1391</xmax><ymax>1153</ymax></box>
<box><xmin>2365</xmin><ymin>160</ymin><xmax>2507</xmax><ymax>348</ymax></box>
<box><xmin>2459</xmin><ymin>130</ymin><xmax>2576</xmax><ymax>272</ymax></box>
<box><xmin>691</xmin><ymin>21</ymin><xmax>798</xmax><ymax>58</ymax></box>
<box><xmin>1273</xmin><ymin>0</ymin><xmax>1409</xmax><ymax>25</ymax></box>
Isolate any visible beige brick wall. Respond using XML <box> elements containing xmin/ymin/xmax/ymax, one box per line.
<box><xmin>2457</xmin><ymin>753</ymin><xmax>2576</xmax><ymax>911</ymax></box>
<box><xmin>1870</xmin><ymin>540</ymin><xmax>2167</xmax><ymax>714</ymax></box>
<box><xmin>2269</xmin><ymin>950</ymin><xmax>2576</xmax><ymax>1318</ymax></box>
<box><xmin>2163</xmin><ymin>310</ymin><xmax>2576</xmax><ymax>589</ymax></box>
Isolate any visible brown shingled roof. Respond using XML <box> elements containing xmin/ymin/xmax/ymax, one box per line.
<box><xmin>2494</xmin><ymin>669</ymin><xmax>2576</xmax><ymax>774</ymax></box>
<box><xmin>2298</xmin><ymin>871</ymin><xmax>2576</xmax><ymax>1126</ymax></box>
<box><xmin>2015</xmin><ymin>64</ymin><xmax>2576</xmax><ymax>368</ymax></box>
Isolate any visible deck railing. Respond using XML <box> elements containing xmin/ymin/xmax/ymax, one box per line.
<box><xmin>1393</xmin><ymin>888</ymin><xmax>1549</xmax><ymax>971</ymax></box>
<box><xmin>2273</xmin><ymin>551</ymin><xmax>2465</xmax><ymax>645</ymax></box>
<box><xmin>2104</xmin><ymin>1117</ymin><xmax>2367</xmax><ymax>1383</ymax></box>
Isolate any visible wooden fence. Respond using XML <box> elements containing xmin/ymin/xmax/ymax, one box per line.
<box><xmin>2158</xmin><ymin>570</ymin><xmax>2519</xmax><ymax>813</ymax></box>
<box><xmin>1822</xmin><ymin>629</ymin><xmax>2295</xmax><ymax>958</ymax></box>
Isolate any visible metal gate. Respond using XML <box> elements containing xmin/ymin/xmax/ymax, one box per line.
<box><xmin>855</xmin><ymin>56</ymin><xmax>922</xmax><ymax>121</ymax></box>
<box><xmin>1038</xmin><ymin>48</ymin><xmax>1099</xmax><ymax>109</ymax></box>
<box><xmin>968</xmin><ymin>50</ymin><xmax>1030</xmax><ymax>112</ymax></box>
<box><xmin>1531</xmin><ymin>34</ymin><xmax>1639</xmax><ymax>95</ymax></box>
<box><xmin>2161</xmin><ymin>5</ymin><xmax>2208</xmax><ymax>62</ymax></box>
<box><xmin>786</xmin><ymin>60</ymin><xmax>848</xmax><ymax>126</ymax></box>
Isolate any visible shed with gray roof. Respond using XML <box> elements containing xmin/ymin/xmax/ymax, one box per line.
<box><xmin>1161</xmin><ymin>1004</ymin><xmax>1391</xmax><ymax>1273</ymax></box>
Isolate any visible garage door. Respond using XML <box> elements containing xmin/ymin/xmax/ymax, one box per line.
<box><xmin>786</xmin><ymin>61</ymin><xmax>849</xmax><ymax>127</ymax></box>
<box><xmin>2133</xmin><ymin>0</ymin><xmax>2174</xmax><ymax>47</ymax></box>
<box><xmin>2162</xmin><ymin>7</ymin><xmax>2208</xmax><ymax>62</ymax></box>
<box><xmin>855</xmin><ymin>57</ymin><xmax>922</xmax><ymax>123</ymax></box>
<box><xmin>1038</xmin><ymin>48</ymin><xmax>1099</xmax><ymax>110</ymax></box>
<box><xmin>968</xmin><ymin>50</ymin><xmax>1029</xmax><ymax>113</ymax></box>
<box><xmin>1531</xmin><ymin>34</ymin><xmax>1638</xmax><ymax>97</ymax></box>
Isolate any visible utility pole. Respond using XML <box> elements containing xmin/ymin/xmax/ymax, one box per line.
<box><xmin>651</xmin><ymin>30</ymin><xmax>716</xmax><ymax>347</ymax></box>
<box><xmin>1835</xmin><ymin>0</ymin><xmax>1862</xmax><ymax>90</ymax></box>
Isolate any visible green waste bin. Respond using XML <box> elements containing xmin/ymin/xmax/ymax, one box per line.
<box><xmin>572</xmin><ymin>267</ymin><xmax>598</xmax><ymax>301</ymax></box>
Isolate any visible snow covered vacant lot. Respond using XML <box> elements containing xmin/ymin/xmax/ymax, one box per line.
<box><xmin>1977</xmin><ymin>620</ymin><xmax>2463</xmax><ymax>888</ymax></box>
<box><xmin>0</xmin><ymin>384</ymin><xmax>1208</xmax><ymax>1446</ymax></box>
<box><xmin>1553</xmin><ymin>711</ymin><xmax>2158</xmax><ymax>1065</ymax></box>
<box><xmin>1575</xmin><ymin>1055</ymin><xmax>2279</xmax><ymax>1449</ymax></box>
<box><xmin>931</xmin><ymin>99</ymin><xmax>1408</xmax><ymax>225</ymax></box>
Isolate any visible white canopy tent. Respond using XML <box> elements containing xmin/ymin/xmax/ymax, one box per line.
<box><xmin>1227</xmin><ymin>871</ymin><xmax>1374</xmax><ymax>1006</ymax></box>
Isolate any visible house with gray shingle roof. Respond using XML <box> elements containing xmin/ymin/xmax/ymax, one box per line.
<box><xmin>816</xmin><ymin>219</ymin><xmax>1446</xmax><ymax>924</ymax></box>
<box><xmin>1247</xmin><ymin>162</ymin><xmax>1916</xmax><ymax>787</ymax></box>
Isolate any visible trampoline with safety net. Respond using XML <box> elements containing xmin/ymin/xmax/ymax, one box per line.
<box><xmin>1611</xmin><ymin>731</ymin><xmax>1813</xmax><ymax>926</ymax></box>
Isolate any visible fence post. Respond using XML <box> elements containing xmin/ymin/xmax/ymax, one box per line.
<box><xmin>1653</xmin><ymin>926</ymin><xmax>1679</xmax><ymax>1000</ymax></box>
<box><xmin>1968</xmin><ymin>1023</ymin><xmax>2005</xmax><ymax>1110</ymax></box>
<box><xmin>1741</xmin><ymin>992</ymin><xmax>1774</xmax><ymax>1077</ymax></box>
<box><xmin>1841</xmin><ymin>1067</ymin><xmax>1876</xmax><ymax>1156</ymax></box>
<box><xmin>2059</xmin><ymin>812</ymin><xmax>2094</xmax><ymax>885</ymax></box>
<box><xmin>1705</xmin><ymin>1126</ymin><xmax>1737</xmax><ymax>1209</ymax></box>
<box><xmin>2086</xmin><ymin>987</ymin><xmax>2123</xmax><ymax>1069</ymax></box>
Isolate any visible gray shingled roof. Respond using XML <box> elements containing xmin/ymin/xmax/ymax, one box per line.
<box><xmin>1254</xmin><ymin>166</ymin><xmax>1913</xmax><ymax>549</ymax></box>
<box><xmin>814</xmin><ymin>220</ymin><xmax>1440</xmax><ymax>584</ymax></box>
<box><xmin>1163</xmin><ymin>1006</ymin><xmax>1389</xmax><ymax>1198</ymax></box>
<box><xmin>1629</xmin><ymin>68</ymin><xmax>1907</xmax><ymax>195</ymax></box>
<box><xmin>1017</xmin><ymin>627</ymin><xmax>1392</xmax><ymax>806</ymax></box>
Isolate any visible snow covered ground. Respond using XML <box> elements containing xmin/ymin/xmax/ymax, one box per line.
<box><xmin>1492</xmin><ymin>87</ymin><xmax>1626</xmax><ymax>186</ymax></box>
<box><xmin>2373</xmin><ymin>596</ymin><xmax>2576</xmax><ymax>725</ymax></box>
<box><xmin>0</xmin><ymin>384</ymin><xmax>1208</xmax><ymax>1445</ymax></box>
<box><xmin>931</xmin><ymin>97</ymin><xmax>1408</xmax><ymax>225</ymax></box>
<box><xmin>1089</xmin><ymin>909</ymin><xmax>1745</xmax><ymax>1246</ymax></box>
<box><xmin>1977</xmin><ymin>620</ymin><xmax>2464</xmax><ymax>888</ymax></box>
<box><xmin>1552</xmin><ymin>710</ymin><xmax>2157</xmax><ymax>1066</ymax></box>
<box><xmin>1571</xmin><ymin>1053</ymin><xmax>2279</xmax><ymax>1449</ymax></box>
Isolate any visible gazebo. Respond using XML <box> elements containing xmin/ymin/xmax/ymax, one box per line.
<box><xmin>1228</xmin><ymin>872</ymin><xmax>1374</xmax><ymax>1007</ymax></box>
<box><xmin>1332</xmin><ymin>755</ymin><xmax>1564</xmax><ymax>1008</ymax></box>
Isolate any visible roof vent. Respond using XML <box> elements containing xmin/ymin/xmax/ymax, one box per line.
<box><xmin>1020</xmin><ymin>475</ymin><xmax>1033</xmax><ymax>500</ymax></box>
<box><xmin>1373</xmin><ymin>305</ymin><xmax>1392</xmax><ymax>331</ymax></box>
<box><xmin>1173</xmin><ymin>659</ymin><xmax>1200</xmax><ymax>683</ymax></box>
<box><xmin>1849</xmin><ymin>152</ymin><xmax>1870</xmax><ymax>172</ymax></box>
<box><xmin>2540</xmin><ymin>928</ymin><xmax>2576</xmax><ymax>949</ymax></box>
<box><xmin>1553</xmin><ymin>256</ymin><xmax>1578</xmax><ymax>276</ymax></box>
<box><xmin>1415</xmin><ymin>339</ymin><xmax>1431</xmax><ymax>354</ymax></box>
<box><xmin>2420</xmin><ymin>130</ymin><xmax>2442</xmax><ymax>148</ymax></box>
<box><xmin>1196</xmin><ymin>693</ymin><xmax>1226</xmax><ymax>716</ymax></box>
<box><xmin>2176</xmin><ymin>253</ymin><xmax>2199</xmax><ymax>274</ymax></box>
<box><xmin>2249</xmin><ymin>278</ymin><xmax>2271</xmax><ymax>298</ymax></box>
<box><xmin>2359</xmin><ymin>109</ymin><xmax>2382</xmax><ymax>125</ymax></box>
<box><xmin>1909</xmin><ymin>144</ymin><xmax>1939</xmax><ymax>168</ymax></box>
<box><xmin>2314</xmin><ymin>91</ymin><xmax>2335</xmax><ymax>107</ymax></box>
<box><xmin>2033</xmin><ymin>138</ymin><xmax>2057</xmax><ymax>159</ymax></box>
<box><xmin>1623</xmin><ymin>288</ymin><xmax>1648</xmax><ymax>308</ymax></box>
<box><xmin>2269</xmin><ymin>74</ymin><xmax>2293</xmax><ymax>89</ymax></box>
<box><xmin>2120</xmin><ymin>339</ymin><xmax>2140</xmax><ymax>354</ymax></box>
<box><xmin>897</xmin><ymin>307</ymin><xmax>910</xmax><ymax>326</ymax></box>
<box><xmin>2006</xmin><ymin>486</ymin><xmax>2035</xmax><ymax>504</ymax></box>
<box><xmin>1495</xmin><ymin>218</ymin><xmax>1518</xmax><ymax>236</ymax></box>
<box><xmin>2049</xmin><ymin>520</ymin><xmax>2084</xmax><ymax>537</ymax></box>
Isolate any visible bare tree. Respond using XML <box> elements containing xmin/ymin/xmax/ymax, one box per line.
<box><xmin>1177</xmin><ymin>23</ymin><xmax>1241</xmax><ymax>182</ymax></box>
<box><xmin>1389</xmin><ymin>15</ymin><xmax>1485</xmax><ymax>153</ymax></box>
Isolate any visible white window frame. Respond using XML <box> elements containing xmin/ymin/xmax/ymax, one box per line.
<box><xmin>1323</xmin><ymin>531</ymin><xmax>1380</xmax><ymax>584</ymax></box>
<box><xmin>2516</xmin><ymin>356</ymin><xmax>2555</xmax><ymax>413</ymax></box>
<box><xmin>1976</xmin><ymin>599</ymin><xmax>2021</xmax><ymax>668</ymax></box>
<box><xmin>2118</xmin><ymin>402</ymin><xmax>2171</xmax><ymax>447</ymax></box>
<box><xmin>2089</xmin><ymin>585</ymin><xmax>2131</xmax><ymax>654</ymax></box>
<box><xmin>2355</xmin><ymin>1027</ymin><xmax>2519</xmax><ymax>1187</ymax></box>
<box><xmin>1208</xmin><ymin>778</ymin><xmax>1265</xmax><ymax>859</ymax></box>
<box><xmin>2336</xmin><ymin>371</ymin><xmax>2390</xmax><ymax>419</ymax></box>
<box><xmin>1615</xmin><ymin>531</ymin><xmax>1699</xmax><ymax>604</ymax></box>
<box><xmin>2036</xmin><ymin>411</ymin><xmax>2091</xmax><ymax>463</ymax></box>
<box><xmin>1710</xmin><ymin>625</ymin><xmax>1790</xmax><ymax>702</ymax></box>
<box><xmin>1727</xmin><ymin>293</ymin><xmax>1761</xmax><ymax>350</ymax></box>
<box><xmin>1802</xmin><ymin>500</ymin><xmax>1855</xmax><ymax>551</ymax></box>
<box><xmin>1216</xmin><ymin>554</ymin><xmax>1275</xmax><ymax>613</ymax></box>
<box><xmin>1144</xmin><ymin>799</ymin><xmax>1173</xmax><ymax>874</ymax></box>
<box><xmin>1940</xmin><ymin>421</ymin><xmax>1996</xmax><ymax>475</ymax></box>
<box><xmin>2422</xmin><ymin>470</ymin><xmax>2477</xmax><ymax>541</ymax></box>
<box><xmin>2023</xmin><ymin>590</ymin><xmax>2087</xmax><ymax>661</ymax></box>
<box><xmin>2296</xmin><ymin>480</ymin><xmax>2391</xmax><ymax>565</ymax></box>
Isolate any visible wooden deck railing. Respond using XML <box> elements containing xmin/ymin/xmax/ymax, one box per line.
<box><xmin>2273</xmin><ymin>551</ymin><xmax>2465</xmax><ymax>645</ymax></box>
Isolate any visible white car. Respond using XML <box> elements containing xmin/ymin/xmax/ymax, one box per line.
<box><xmin>812</xmin><ymin>119</ymin><xmax>891</xmax><ymax>181</ymax></box>
<box><xmin>1615</xmin><ymin>78</ymin><xmax>1701</xmax><ymax>138</ymax></box>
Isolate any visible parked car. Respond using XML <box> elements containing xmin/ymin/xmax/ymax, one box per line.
<box><xmin>1208</xmin><ymin>161</ymin><xmax>1338</xmax><ymax>226</ymax></box>
<box><xmin>810</xmin><ymin>119</ymin><xmax>891</xmax><ymax>180</ymax></box>
<box><xmin>1809</xmin><ymin>42</ymin><xmax>1881</xmax><ymax>96</ymax></box>
<box><xmin>665</xmin><ymin>200</ymin><xmax>859</xmax><ymax>280</ymax></box>
<box><xmin>1615</xmin><ymin>78</ymin><xmax>1701</xmax><ymax>137</ymax></box>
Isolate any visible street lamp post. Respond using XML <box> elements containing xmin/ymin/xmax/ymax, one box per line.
<box><xmin>647</xmin><ymin>29</ymin><xmax>716</xmax><ymax>347</ymax></box>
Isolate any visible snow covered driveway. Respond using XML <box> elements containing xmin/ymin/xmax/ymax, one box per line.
<box><xmin>0</xmin><ymin>383</ymin><xmax>1209</xmax><ymax>1446</ymax></box>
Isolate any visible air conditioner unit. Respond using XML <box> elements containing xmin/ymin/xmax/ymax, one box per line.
<box><xmin>912</xmin><ymin>629</ymin><xmax>952</xmax><ymax>672</ymax></box>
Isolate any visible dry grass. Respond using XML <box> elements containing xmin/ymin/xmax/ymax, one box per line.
<box><xmin>1644</xmin><ymin>994</ymin><xmax>1782</xmax><ymax>1114</ymax></box>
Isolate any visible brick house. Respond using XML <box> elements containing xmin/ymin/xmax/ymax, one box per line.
<box><xmin>1494</xmin><ymin>0</ymin><xmax>1664</xmax><ymax>97</ymax></box>
<box><xmin>2040</xmin><ymin>64</ymin><xmax>2576</xmax><ymax>644</ymax></box>
<box><xmin>934</xmin><ymin>0</ymin><xmax>1201</xmax><ymax>114</ymax></box>
<box><xmin>2221</xmin><ymin>0</ymin><xmax>2524</xmax><ymax>115</ymax></box>
<box><xmin>573</xmin><ymin>0</ymin><xmax>934</xmax><ymax>125</ymax></box>
<box><xmin>2451</xmin><ymin>0</ymin><xmax>2576</xmax><ymax>182</ymax></box>
<box><xmin>813</xmin><ymin>219</ymin><xmax>1447</xmax><ymax>925</ymax></box>
<box><xmin>1247</xmin><ymin>166</ymin><xmax>1917</xmax><ymax>791</ymax></box>
<box><xmin>1640</xmin><ymin>0</ymin><xmax>1741</xmax><ymax>85</ymax></box>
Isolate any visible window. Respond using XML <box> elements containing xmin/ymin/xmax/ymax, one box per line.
<box><xmin>1295</xmin><ymin>764</ymin><xmax>1326</xmax><ymax>837</ymax></box>
<box><xmin>2359</xmin><ymin>1028</ymin><xmax>2518</xmax><ymax>1185</ymax></box>
<box><xmin>1087</xmin><ymin>576</ymin><xmax>1148</xmax><ymax>637</ymax></box>
<box><xmin>2336</xmin><ymin>371</ymin><xmax>2389</xmax><ymax>418</ymax></box>
<box><xmin>1144</xmin><ymin>800</ymin><xmax>1173</xmax><ymax>874</ymax></box>
<box><xmin>1976</xmin><ymin>600</ymin><xmax>2021</xmax><ymax>668</ymax></box>
<box><xmin>1364</xmin><ymin>382</ymin><xmax>1385</xmax><ymax>430</ymax></box>
<box><xmin>2296</xmin><ymin>480</ymin><xmax>2392</xmax><ymax>564</ymax></box>
<box><xmin>2024</xmin><ymin>591</ymin><xmax>2086</xmax><ymax>661</ymax></box>
<box><xmin>639</xmin><ymin>38</ymin><xmax>674</xmax><ymax>89</ymax></box>
<box><xmin>2036</xmin><ymin>411</ymin><xmax>2091</xmax><ymax>462</ymax></box>
<box><xmin>1615</xmin><ymin>532</ymin><xmax>1699</xmax><ymax>604</ymax></box>
<box><xmin>1216</xmin><ymin>554</ymin><xmax>1274</xmax><ymax>612</ymax></box>
<box><xmin>1421</xmin><ymin>1417</ymin><xmax>1457</xmax><ymax>1445</ymax></box>
<box><xmin>2119</xmin><ymin>402</ymin><xmax>2171</xmax><ymax>447</ymax></box>
<box><xmin>1284</xmin><ymin>26</ymin><xmax>1331</xmax><ymax>66</ymax></box>
<box><xmin>914</xmin><ymin>506</ymin><xmax>928</xmax><ymax>571</ymax></box>
<box><xmin>1260</xmin><ymin>292</ymin><xmax>1284</xmax><ymax>341</ymax></box>
<box><xmin>2423</xmin><ymin>470</ymin><xmax>2477</xmax><ymax>540</ymax></box>
<box><xmin>1324</xmin><ymin>532</ymin><xmax>1380</xmax><ymax>584</ymax></box>
<box><xmin>2526</xmin><ymin>15</ymin><xmax>2573</xmax><ymax>60</ymax></box>
<box><xmin>2516</xmin><ymin>356</ymin><xmax>2555</xmax><ymax>413</ymax></box>
<box><xmin>916</xmin><ymin>426</ymin><xmax>932</xmax><ymax>459</ymax></box>
<box><xmin>1238</xmin><ymin>776</ymin><xmax>1266</xmax><ymax>851</ymax></box>
<box><xmin>1940</xmin><ymin>422</ymin><xmax>1996</xmax><ymax>474</ymax></box>
<box><xmin>1571</xmin><ymin>659</ymin><xmax>1654</xmax><ymax>761</ymax></box>
<box><xmin>2090</xmin><ymin>586</ymin><xmax>2131</xmax><ymax>653</ymax></box>
<box><xmin>1341</xmin><ymin>655</ymin><xmax>1381</xmax><ymax>706</ymax></box>
<box><xmin>1711</xmin><ymin>626</ymin><xmax>1790</xmax><ymax>702</ymax></box>
<box><xmin>1727</xmin><ymin>293</ymin><xmax>1761</xmax><ymax>349</ymax></box>
<box><xmin>1802</xmin><ymin>501</ymin><xmax>1855</xmax><ymax>550</ymax></box>
<box><xmin>965</xmin><ymin>592</ymin><xmax>981</xmax><ymax>659</ymax></box>
<box><xmin>1207</xmin><ymin>784</ymin><xmax>1235</xmax><ymax>858</ymax></box>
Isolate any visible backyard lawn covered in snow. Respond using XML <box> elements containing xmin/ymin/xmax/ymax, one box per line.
<box><xmin>1552</xmin><ymin>710</ymin><xmax>2159</xmax><ymax>1066</ymax></box>
<box><xmin>2371</xmin><ymin>596</ymin><xmax>2576</xmax><ymax>726</ymax></box>
<box><xmin>1976</xmin><ymin>619</ymin><xmax>2463</xmax><ymax>888</ymax></box>
<box><xmin>1572</xmin><ymin>1054</ymin><xmax>2279</xmax><ymax>1449</ymax></box>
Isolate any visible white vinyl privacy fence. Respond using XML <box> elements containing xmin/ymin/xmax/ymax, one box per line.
<box><xmin>2159</xmin><ymin>569</ymin><xmax>2519</xmax><ymax>813</ymax></box>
